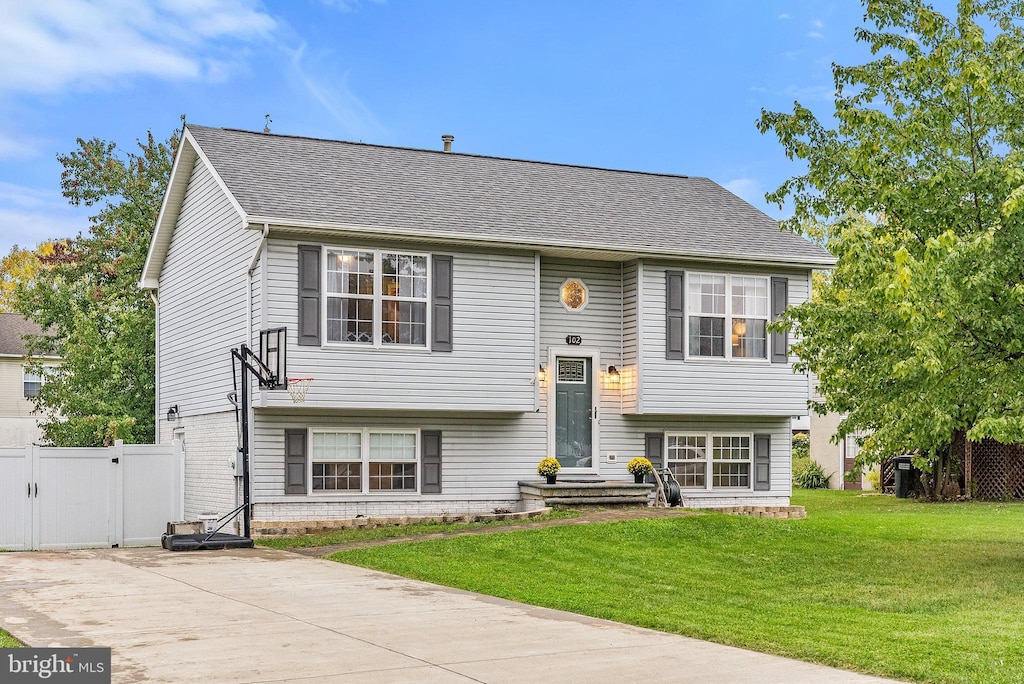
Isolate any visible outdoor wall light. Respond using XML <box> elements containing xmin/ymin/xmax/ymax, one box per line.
<box><xmin>537</xmin><ymin>364</ymin><xmax>547</xmax><ymax>382</ymax></box>
<box><xmin>167</xmin><ymin>404</ymin><xmax>179</xmax><ymax>422</ymax></box>
<box><xmin>607</xmin><ymin>365</ymin><xmax>620</xmax><ymax>382</ymax></box>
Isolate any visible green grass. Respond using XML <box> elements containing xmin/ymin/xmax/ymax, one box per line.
<box><xmin>0</xmin><ymin>630</ymin><xmax>23</xmax><ymax>648</ymax></box>
<box><xmin>329</xmin><ymin>491</ymin><xmax>1024</xmax><ymax>683</ymax></box>
<box><xmin>255</xmin><ymin>509</ymin><xmax>579</xmax><ymax>549</ymax></box>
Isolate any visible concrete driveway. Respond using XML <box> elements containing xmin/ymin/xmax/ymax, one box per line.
<box><xmin>0</xmin><ymin>548</ymin><xmax>900</xmax><ymax>683</ymax></box>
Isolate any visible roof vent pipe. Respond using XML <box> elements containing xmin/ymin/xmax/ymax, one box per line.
<box><xmin>441</xmin><ymin>134</ymin><xmax>454</xmax><ymax>152</ymax></box>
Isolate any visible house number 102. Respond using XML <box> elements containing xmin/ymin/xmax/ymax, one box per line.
<box><xmin>565</xmin><ymin>335</ymin><xmax>583</xmax><ymax>345</ymax></box>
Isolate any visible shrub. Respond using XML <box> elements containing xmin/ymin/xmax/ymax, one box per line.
<box><xmin>791</xmin><ymin>432</ymin><xmax>810</xmax><ymax>461</ymax></box>
<box><xmin>866</xmin><ymin>468</ymin><xmax>880</xmax><ymax>491</ymax></box>
<box><xmin>793</xmin><ymin>460</ymin><xmax>831</xmax><ymax>489</ymax></box>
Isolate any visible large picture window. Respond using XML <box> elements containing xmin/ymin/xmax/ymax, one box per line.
<box><xmin>325</xmin><ymin>249</ymin><xmax>429</xmax><ymax>347</ymax></box>
<box><xmin>666</xmin><ymin>432</ymin><xmax>752</xmax><ymax>490</ymax></box>
<box><xmin>687</xmin><ymin>273</ymin><xmax>768</xmax><ymax>360</ymax></box>
<box><xmin>311</xmin><ymin>428</ymin><xmax>419</xmax><ymax>494</ymax></box>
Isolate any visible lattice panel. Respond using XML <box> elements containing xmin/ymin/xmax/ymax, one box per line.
<box><xmin>971</xmin><ymin>439</ymin><xmax>1024</xmax><ymax>500</ymax></box>
<box><xmin>881</xmin><ymin>457</ymin><xmax>895</xmax><ymax>492</ymax></box>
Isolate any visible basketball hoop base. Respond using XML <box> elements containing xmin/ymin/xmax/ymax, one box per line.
<box><xmin>287</xmin><ymin>377</ymin><xmax>314</xmax><ymax>403</ymax></box>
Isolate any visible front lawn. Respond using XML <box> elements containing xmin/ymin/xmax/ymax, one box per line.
<box><xmin>0</xmin><ymin>629</ymin><xmax>23</xmax><ymax>648</ymax></box>
<box><xmin>330</xmin><ymin>491</ymin><xmax>1024</xmax><ymax>683</ymax></box>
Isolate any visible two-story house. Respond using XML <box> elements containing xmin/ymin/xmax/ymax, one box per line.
<box><xmin>141</xmin><ymin>125</ymin><xmax>834</xmax><ymax>525</ymax></box>
<box><xmin>0</xmin><ymin>313</ymin><xmax>56</xmax><ymax>446</ymax></box>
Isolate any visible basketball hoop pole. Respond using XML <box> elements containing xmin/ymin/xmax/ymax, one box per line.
<box><xmin>230</xmin><ymin>343</ymin><xmax>278</xmax><ymax>538</ymax></box>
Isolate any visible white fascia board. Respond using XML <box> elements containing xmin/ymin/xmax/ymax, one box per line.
<box><xmin>248</xmin><ymin>215</ymin><xmax>837</xmax><ymax>269</ymax></box>
<box><xmin>139</xmin><ymin>127</ymin><xmax>248</xmax><ymax>290</ymax></box>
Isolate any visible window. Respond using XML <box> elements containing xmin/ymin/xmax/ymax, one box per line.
<box><xmin>666</xmin><ymin>432</ymin><xmax>752</xmax><ymax>490</ymax></box>
<box><xmin>311</xmin><ymin>429</ymin><xmax>419</xmax><ymax>493</ymax></box>
<box><xmin>325</xmin><ymin>249</ymin><xmax>429</xmax><ymax>347</ymax></box>
<box><xmin>560</xmin><ymin>278</ymin><xmax>588</xmax><ymax>311</ymax></box>
<box><xmin>23</xmin><ymin>368</ymin><xmax>43</xmax><ymax>399</ymax></box>
<box><xmin>687</xmin><ymin>273</ymin><xmax>768</xmax><ymax>360</ymax></box>
<box><xmin>712</xmin><ymin>435</ymin><xmax>751</xmax><ymax>488</ymax></box>
<box><xmin>667</xmin><ymin>434</ymin><xmax>706</xmax><ymax>488</ymax></box>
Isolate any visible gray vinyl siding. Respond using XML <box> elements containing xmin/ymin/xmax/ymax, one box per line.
<box><xmin>639</xmin><ymin>261</ymin><xmax>812</xmax><ymax>415</ymax></box>
<box><xmin>253</xmin><ymin>410</ymin><xmax>546</xmax><ymax>501</ymax></box>
<box><xmin>251</xmin><ymin>411</ymin><xmax>790</xmax><ymax>504</ymax></box>
<box><xmin>158</xmin><ymin>159</ymin><xmax>258</xmax><ymax>417</ymax></box>
<box><xmin>621</xmin><ymin>260</ymin><xmax>639</xmax><ymax>414</ymax></box>
<box><xmin>601</xmin><ymin>415</ymin><xmax>792</xmax><ymax>501</ymax></box>
<box><xmin>259</xmin><ymin>238</ymin><xmax>536</xmax><ymax>412</ymax></box>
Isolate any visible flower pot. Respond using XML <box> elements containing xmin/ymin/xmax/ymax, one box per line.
<box><xmin>634</xmin><ymin>473</ymin><xmax>646</xmax><ymax>484</ymax></box>
<box><xmin>546</xmin><ymin>475</ymin><xmax>557</xmax><ymax>485</ymax></box>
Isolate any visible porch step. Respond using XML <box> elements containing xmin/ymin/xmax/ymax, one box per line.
<box><xmin>518</xmin><ymin>479</ymin><xmax>653</xmax><ymax>507</ymax></box>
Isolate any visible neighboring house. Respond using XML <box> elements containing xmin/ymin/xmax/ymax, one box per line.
<box><xmin>141</xmin><ymin>125</ymin><xmax>834</xmax><ymax>524</ymax></box>
<box><xmin>0</xmin><ymin>313</ymin><xmax>55</xmax><ymax>446</ymax></box>
<box><xmin>808</xmin><ymin>379</ymin><xmax>868</xmax><ymax>490</ymax></box>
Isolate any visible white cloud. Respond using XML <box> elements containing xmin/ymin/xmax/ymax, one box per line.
<box><xmin>0</xmin><ymin>182</ymin><xmax>90</xmax><ymax>256</ymax></box>
<box><xmin>778</xmin><ymin>13</ymin><xmax>790</xmax><ymax>19</ymax></box>
<box><xmin>286</xmin><ymin>43</ymin><xmax>387</xmax><ymax>141</ymax></box>
<box><xmin>811</xmin><ymin>19</ymin><xmax>824</xmax><ymax>29</ymax></box>
<box><xmin>0</xmin><ymin>131</ymin><xmax>47</xmax><ymax>160</ymax></box>
<box><xmin>783</xmin><ymin>84</ymin><xmax>835</xmax><ymax>102</ymax></box>
<box><xmin>723</xmin><ymin>178</ymin><xmax>766</xmax><ymax>207</ymax></box>
<box><xmin>319</xmin><ymin>0</ymin><xmax>386</xmax><ymax>11</ymax></box>
<box><xmin>747</xmin><ymin>86</ymin><xmax>768</xmax><ymax>93</ymax></box>
<box><xmin>0</xmin><ymin>0</ymin><xmax>277</xmax><ymax>94</ymax></box>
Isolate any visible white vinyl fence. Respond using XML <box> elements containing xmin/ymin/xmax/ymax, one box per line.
<box><xmin>0</xmin><ymin>440</ymin><xmax>183</xmax><ymax>551</ymax></box>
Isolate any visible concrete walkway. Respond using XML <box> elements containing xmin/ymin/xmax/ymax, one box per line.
<box><xmin>0</xmin><ymin>548</ymin><xmax>901</xmax><ymax>683</ymax></box>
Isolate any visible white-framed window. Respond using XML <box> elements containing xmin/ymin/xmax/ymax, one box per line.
<box><xmin>23</xmin><ymin>367</ymin><xmax>43</xmax><ymax>399</ymax></box>
<box><xmin>324</xmin><ymin>249</ymin><xmax>429</xmax><ymax>347</ymax></box>
<box><xmin>666</xmin><ymin>432</ymin><xmax>752</xmax><ymax>490</ymax></box>
<box><xmin>310</xmin><ymin>428</ymin><xmax>419</xmax><ymax>494</ymax></box>
<box><xmin>687</xmin><ymin>273</ymin><xmax>769</xmax><ymax>360</ymax></box>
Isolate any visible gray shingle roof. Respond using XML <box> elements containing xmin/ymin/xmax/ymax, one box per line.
<box><xmin>0</xmin><ymin>313</ymin><xmax>43</xmax><ymax>356</ymax></box>
<box><xmin>187</xmin><ymin>125</ymin><xmax>832</xmax><ymax>265</ymax></box>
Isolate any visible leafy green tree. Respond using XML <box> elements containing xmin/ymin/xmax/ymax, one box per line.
<box><xmin>759</xmin><ymin>0</ymin><xmax>1024</xmax><ymax>498</ymax></box>
<box><xmin>13</xmin><ymin>131</ymin><xmax>177</xmax><ymax>446</ymax></box>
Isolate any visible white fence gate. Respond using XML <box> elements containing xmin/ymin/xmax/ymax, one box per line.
<box><xmin>0</xmin><ymin>440</ymin><xmax>183</xmax><ymax>551</ymax></box>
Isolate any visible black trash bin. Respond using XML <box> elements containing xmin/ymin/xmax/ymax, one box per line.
<box><xmin>893</xmin><ymin>455</ymin><xmax>915</xmax><ymax>498</ymax></box>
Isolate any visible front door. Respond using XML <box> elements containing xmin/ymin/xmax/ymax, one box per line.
<box><xmin>554</xmin><ymin>356</ymin><xmax>593</xmax><ymax>469</ymax></box>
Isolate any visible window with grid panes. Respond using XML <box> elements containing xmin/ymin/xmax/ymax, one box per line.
<box><xmin>687</xmin><ymin>273</ymin><xmax>769</xmax><ymax>360</ymax></box>
<box><xmin>325</xmin><ymin>250</ymin><xmax>428</xmax><ymax>346</ymax></box>
<box><xmin>667</xmin><ymin>434</ymin><xmax>707</xmax><ymax>488</ymax></box>
<box><xmin>712</xmin><ymin>435</ymin><xmax>751</xmax><ymax>487</ymax></box>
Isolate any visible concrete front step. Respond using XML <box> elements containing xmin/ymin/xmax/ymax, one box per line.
<box><xmin>518</xmin><ymin>479</ymin><xmax>654</xmax><ymax>507</ymax></box>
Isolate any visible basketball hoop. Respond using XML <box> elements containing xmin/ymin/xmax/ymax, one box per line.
<box><xmin>286</xmin><ymin>377</ymin><xmax>314</xmax><ymax>403</ymax></box>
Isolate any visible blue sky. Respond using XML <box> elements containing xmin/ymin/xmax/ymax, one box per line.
<box><xmin>0</xmin><ymin>0</ymin><xmax>923</xmax><ymax>256</ymax></box>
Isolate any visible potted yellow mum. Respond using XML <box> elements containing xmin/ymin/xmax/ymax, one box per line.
<box><xmin>627</xmin><ymin>457</ymin><xmax>654</xmax><ymax>483</ymax></box>
<box><xmin>537</xmin><ymin>457</ymin><xmax>561</xmax><ymax>484</ymax></box>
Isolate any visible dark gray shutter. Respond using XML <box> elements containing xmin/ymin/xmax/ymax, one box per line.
<box><xmin>421</xmin><ymin>430</ymin><xmax>442</xmax><ymax>493</ymax></box>
<box><xmin>666</xmin><ymin>271</ymin><xmax>685</xmax><ymax>359</ymax></box>
<box><xmin>753</xmin><ymin>434</ymin><xmax>771</xmax><ymax>491</ymax></box>
<box><xmin>770</xmin><ymin>277</ymin><xmax>788</xmax><ymax>363</ymax></box>
<box><xmin>297</xmin><ymin>245</ymin><xmax>321</xmax><ymax>346</ymax></box>
<box><xmin>284</xmin><ymin>429</ymin><xmax>307</xmax><ymax>495</ymax></box>
<box><xmin>432</xmin><ymin>255</ymin><xmax>453</xmax><ymax>352</ymax></box>
<box><xmin>645</xmin><ymin>432</ymin><xmax>664</xmax><ymax>483</ymax></box>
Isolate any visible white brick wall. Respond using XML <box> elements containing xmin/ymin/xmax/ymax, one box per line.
<box><xmin>255</xmin><ymin>498</ymin><xmax>522</xmax><ymax>522</ymax></box>
<box><xmin>681</xmin><ymin>496</ymin><xmax>790</xmax><ymax>508</ymax></box>
<box><xmin>161</xmin><ymin>410</ymin><xmax>241</xmax><ymax>532</ymax></box>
